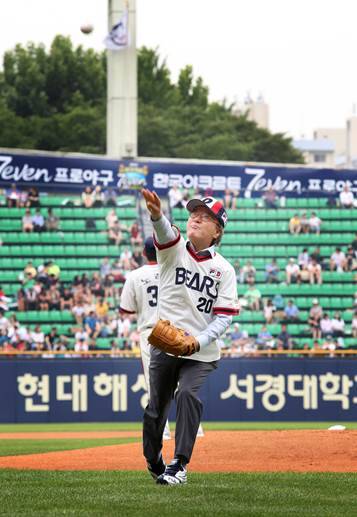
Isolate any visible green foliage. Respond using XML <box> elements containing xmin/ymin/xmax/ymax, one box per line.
<box><xmin>0</xmin><ymin>39</ymin><xmax>303</xmax><ymax>163</ymax></box>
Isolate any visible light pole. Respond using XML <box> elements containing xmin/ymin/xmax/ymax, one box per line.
<box><xmin>106</xmin><ymin>0</ymin><xmax>137</xmax><ymax>158</ymax></box>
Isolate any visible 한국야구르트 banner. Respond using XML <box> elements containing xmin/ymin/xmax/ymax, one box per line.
<box><xmin>0</xmin><ymin>150</ymin><xmax>357</xmax><ymax>197</ymax></box>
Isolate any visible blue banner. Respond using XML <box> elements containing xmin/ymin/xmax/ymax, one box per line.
<box><xmin>1</xmin><ymin>150</ymin><xmax>357</xmax><ymax>197</ymax></box>
<box><xmin>1</xmin><ymin>359</ymin><xmax>356</xmax><ymax>422</ymax></box>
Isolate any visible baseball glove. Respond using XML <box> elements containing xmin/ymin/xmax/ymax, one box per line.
<box><xmin>148</xmin><ymin>319</ymin><xmax>200</xmax><ymax>357</ymax></box>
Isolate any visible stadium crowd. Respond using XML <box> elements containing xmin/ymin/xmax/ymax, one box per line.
<box><xmin>0</xmin><ymin>184</ymin><xmax>356</xmax><ymax>357</ymax></box>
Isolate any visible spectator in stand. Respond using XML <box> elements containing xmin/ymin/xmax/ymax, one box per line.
<box><xmin>321</xmin><ymin>335</ymin><xmax>336</xmax><ymax>354</ymax></box>
<box><xmin>131</xmin><ymin>249</ymin><xmax>143</xmax><ymax>268</ymax></box>
<box><xmin>81</xmin><ymin>186</ymin><xmax>95</xmax><ymax>208</ymax></box>
<box><xmin>17</xmin><ymin>288</ymin><xmax>26</xmax><ymax>311</ymax></box>
<box><xmin>223</xmin><ymin>189</ymin><xmax>236</xmax><ymax>210</ymax></box>
<box><xmin>38</xmin><ymin>288</ymin><xmax>50</xmax><ymax>311</ymax></box>
<box><xmin>331</xmin><ymin>312</ymin><xmax>345</xmax><ymax>338</ymax></box>
<box><xmin>27</xmin><ymin>187</ymin><xmax>40</xmax><ymax>207</ymax></box>
<box><xmin>130</xmin><ymin>221</ymin><xmax>143</xmax><ymax>247</ymax></box>
<box><xmin>75</xmin><ymin>336</ymin><xmax>89</xmax><ymax>354</ymax></box>
<box><xmin>106</xmin><ymin>209</ymin><xmax>118</xmax><ymax>229</ymax></box>
<box><xmin>284</xmin><ymin>299</ymin><xmax>300</xmax><ymax>322</ymax></box>
<box><xmin>352</xmin><ymin>232</ymin><xmax>357</xmax><ymax>257</ymax></box>
<box><xmin>243</xmin><ymin>283</ymin><xmax>261</xmax><ymax>311</ymax></box>
<box><xmin>90</xmin><ymin>272</ymin><xmax>105</xmax><ymax>298</ymax></box>
<box><xmin>95</xmin><ymin>297</ymin><xmax>109</xmax><ymax>320</ymax></box>
<box><xmin>299</xmin><ymin>264</ymin><xmax>310</xmax><ymax>283</ymax></box>
<box><xmin>111</xmin><ymin>312</ymin><xmax>132</xmax><ymax>339</ymax></box>
<box><xmin>103</xmin><ymin>272</ymin><xmax>116</xmax><ymax>300</ymax></box>
<box><xmin>264</xmin><ymin>258</ymin><xmax>280</xmax><ymax>283</ymax></box>
<box><xmin>84</xmin><ymin>310</ymin><xmax>102</xmax><ymax>340</ymax></box>
<box><xmin>0</xmin><ymin>286</ymin><xmax>11</xmax><ymax>312</ymax></box>
<box><xmin>272</xmin><ymin>293</ymin><xmax>285</xmax><ymax>320</ymax></box>
<box><xmin>262</xmin><ymin>187</ymin><xmax>278</xmax><ymax>209</ymax></box>
<box><xmin>0</xmin><ymin>329</ymin><xmax>9</xmax><ymax>349</ymax></box>
<box><xmin>23</xmin><ymin>261</ymin><xmax>37</xmax><ymax>280</ymax></box>
<box><xmin>32</xmin><ymin>208</ymin><xmax>45</xmax><ymax>232</ymax></box>
<box><xmin>286</xmin><ymin>258</ymin><xmax>300</xmax><ymax>284</ymax></box>
<box><xmin>276</xmin><ymin>324</ymin><xmax>292</xmax><ymax>350</ymax></box>
<box><xmin>18</xmin><ymin>189</ymin><xmax>28</xmax><ymax>208</ymax></box>
<box><xmin>309</xmin><ymin>212</ymin><xmax>322</xmax><ymax>234</ymax></box>
<box><xmin>300</xmin><ymin>212</ymin><xmax>310</xmax><ymax>233</ymax></box>
<box><xmin>47</xmin><ymin>260</ymin><xmax>61</xmax><ymax>280</ymax></box>
<box><xmin>263</xmin><ymin>299</ymin><xmax>276</xmax><ymax>324</ymax></box>
<box><xmin>288</xmin><ymin>213</ymin><xmax>301</xmax><ymax>234</ymax></box>
<box><xmin>111</xmin><ymin>259</ymin><xmax>126</xmax><ymax>283</ymax></box>
<box><xmin>108</xmin><ymin>221</ymin><xmax>123</xmax><ymax>246</ymax></box>
<box><xmin>25</xmin><ymin>285</ymin><xmax>38</xmax><ymax>310</ymax></box>
<box><xmin>256</xmin><ymin>325</ymin><xmax>274</xmax><ymax>349</ymax></box>
<box><xmin>0</xmin><ymin>310</ymin><xmax>9</xmax><ymax>334</ymax></box>
<box><xmin>320</xmin><ymin>313</ymin><xmax>333</xmax><ymax>338</ymax></box>
<box><xmin>6</xmin><ymin>184</ymin><xmax>20</xmax><ymax>208</ymax></box>
<box><xmin>339</xmin><ymin>184</ymin><xmax>354</xmax><ymax>208</ymax></box>
<box><xmin>240</xmin><ymin>260</ymin><xmax>256</xmax><ymax>284</ymax></box>
<box><xmin>100</xmin><ymin>257</ymin><xmax>112</xmax><ymax>279</ymax></box>
<box><xmin>119</xmin><ymin>248</ymin><xmax>133</xmax><ymax>272</ymax></box>
<box><xmin>103</xmin><ymin>187</ymin><xmax>117</xmax><ymax>207</ymax></box>
<box><xmin>72</xmin><ymin>300</ymin><xmax>86</xmax><ymax>325</ymax></box>
<box><xmin>60</xmin><ymin>287</ymin><xmax>73</xmax><ymax>311</ymax></box>
<box><xmin>93</xmin><ymin>186</ymin><xmax>104</xmax><ymax>207</ymax></box>
<box><xmin>230</xmin><ymin>323</ymin><xmax>250</xmax><ymax>348</ymax></box>
<box><xmin>22</xmin><ymin>208</ymin><xmax>34</xmax><ymax>232</ymax></box>
<box><xmin>30</xmin><ymin>325</ymin><xmax>45</xmax><ymax>351</ymax></box>
<box><xmin>308</xmin><ymin>258</ymin><xmax>322</xmax><ymax>284</ymax></box>
<box><xmin>48</xmin><ymin>285</ymin><xmax>61</xmax><ymax>310</ymax></box>
<box><xmin>346</xmin><ymin>246</ymin><xmax>357</xmax><ymax>272</ymax></box>
<box><xmin>352</xmin><ymin>311</ymin><xmax>357</xmax><ymax>338</ymax></box>
<box><xmin>233</xmin><ymin>260</ymin><xmax>242</xmax><ymax>280</ymax></box>
<box><xmin>308</xmin><ymin>299</ymin><xmax>323</xmax><ymax>339</ymax></box>
<box><xmin>168</xmin><ymin>184</ymin><xmax>184</xmax><ymax>209</ymax></box>
<box><xmin>45</xmin><ymin>327</ymin><xmax>60</xmax><ymax>351</ymax></box>
<box><xmin>330</xmin><ymin>247</ymin><xmax>347</xmax><ymax>272</ymax></box>
<box><xmin>298</xmin><ymin>248</ymin><xmax>310</xmax><ymax>269</ymax></box>
<box><xmin>45</xmin><ymin>208</ymin><xmax>60</xmax><ymax>232</ymax></box>
<box><xmin>129</xmin><ymin>327</ymin><xmax>141</xmax><ymax>354</ymax></box>
<box><xmin>310</xmin><ymin>246</ymin><xmax>326</xmax><ymax>270</ymax></box>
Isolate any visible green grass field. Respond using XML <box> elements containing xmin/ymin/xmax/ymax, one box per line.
<box><xmin>0</xmin><ymin>422</ymin><xmax>356</xmax><ymax>516</ymax></box>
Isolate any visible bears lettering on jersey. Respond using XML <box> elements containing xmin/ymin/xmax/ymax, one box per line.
<box><xmin>175</xmin><ymin>267</ymin><xmax>219</xmax><ymax>299</ymax></box>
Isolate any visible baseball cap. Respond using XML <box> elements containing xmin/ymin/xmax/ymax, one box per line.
<box><xmin>186</xmin><ymin>197</ymin><xmax>228</xmax><ymax>228</ymax></box>
<box><xmin>312</xmin><ymin>298</ymin><xmax>319</xmax><ymax>304</ymax></box>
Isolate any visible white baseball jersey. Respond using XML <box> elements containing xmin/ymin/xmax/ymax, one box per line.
<box><xmin>119</xmin><ymin>264</ymin><xmax>160</xmax><ymax>333</ymax></box>
<box><xmin>120</xmin><ymin>263</ymin><xmax>160</xmax><ymax>395</ymax></box>
<box><xmin>154</xmin><ymin>229</ymin><xmax>239</xmax><ymax>362</ymax></box>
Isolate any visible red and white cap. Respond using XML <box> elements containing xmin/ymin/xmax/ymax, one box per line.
<box><xmin>186</xmin><ymin>197</ymin><xmax>228</xmax><ymax>228</ymax></box>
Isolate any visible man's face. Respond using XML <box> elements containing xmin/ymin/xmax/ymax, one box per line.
<box><xmin>186</xmin><ymin>207</ymin><xmax>220</xmax><ymax>244</ymax></box>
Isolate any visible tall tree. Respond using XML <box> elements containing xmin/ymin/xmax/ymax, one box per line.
<box><xmin>0</xmin><ymin>40</ymin><xmax>303</xmax><ymax>163</ymax></box>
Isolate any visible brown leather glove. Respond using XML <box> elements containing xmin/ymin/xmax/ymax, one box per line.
<box><xmin>148</xmin><ymin>319</ymin><xmax>200</xmax><ymax>357</ymax></box>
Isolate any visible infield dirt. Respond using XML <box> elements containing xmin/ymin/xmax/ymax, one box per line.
<box><xmin>0</xmin><ymin>430</ymin><xmax>356</xmax><ymax>472</ymax></box>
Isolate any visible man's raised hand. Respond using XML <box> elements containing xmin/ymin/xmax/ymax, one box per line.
<box><xmin>142</xmin><ymin>189</ymin><xmax>162</xmax><ymax>220</ymax></box>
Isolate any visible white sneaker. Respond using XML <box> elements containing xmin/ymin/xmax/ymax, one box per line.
<box><xmin>157</xmin><ymin>459</ymin><xmax>187</xmax><ymax>485</ymax></box>
<box><xmin>196</xmin><ymin>424</ymin><xmax>204</xmax><ymax>438</ymax></box>
<box><xmin>163</xmin><ymin>421</ymin><xmax>171</xmax><ymax>440</ymax></box>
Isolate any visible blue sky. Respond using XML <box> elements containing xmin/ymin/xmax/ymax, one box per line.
<box><xmin>1</xmin><ymin>0</ymin><xmax>357</xmax><ymax>139</ymax></box>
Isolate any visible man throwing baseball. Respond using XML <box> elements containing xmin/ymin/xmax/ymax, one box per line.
<box><xmin>142</xmin><ymin>189</ymin><xmax>239</xmax><ymax>485</ymax></box>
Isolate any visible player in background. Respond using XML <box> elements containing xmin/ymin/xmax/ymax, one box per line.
<box><xmin>142</xmin><ymin>189</ymin><xmax>239</xmax><ymax>485</ymax></box>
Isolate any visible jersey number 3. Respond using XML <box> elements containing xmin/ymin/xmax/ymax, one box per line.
<box><xmin>147</xmin><ymin>285</ymin><xmax>158</xmax><ymax>307</ymax></box>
